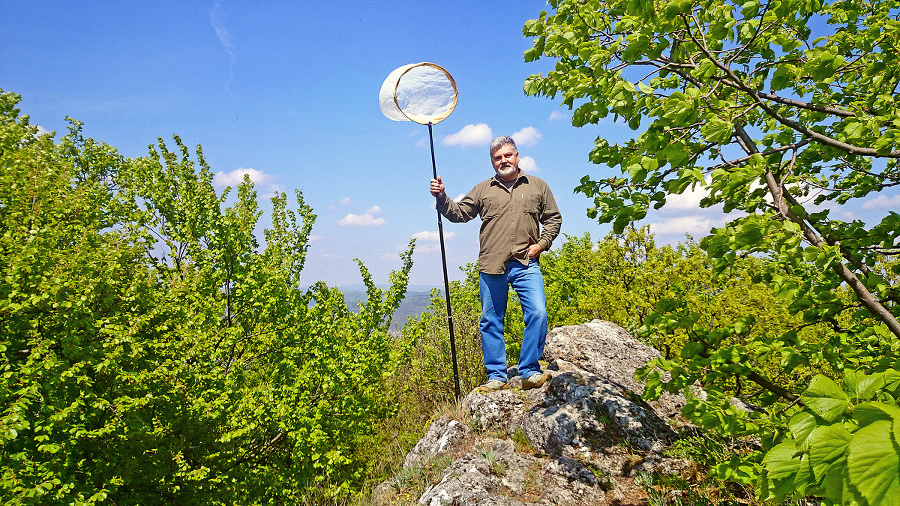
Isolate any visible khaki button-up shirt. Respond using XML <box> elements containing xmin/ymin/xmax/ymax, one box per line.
<box><xmin>437</xmin><ymin>172</ymin><xmax>562</xmax><ymax>274</ymax></box>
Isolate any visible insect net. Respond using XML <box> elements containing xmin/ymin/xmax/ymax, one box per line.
<box><xmin>379</xmin><ymin>62</ymin><xmax>458</xmax><ymax>125</ymax></box>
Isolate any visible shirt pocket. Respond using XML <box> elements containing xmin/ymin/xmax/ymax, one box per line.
<box><xmin>522</xmin><ymin>193</ymin><xmax>541</xmax><ymax>215</ymax></box>
<box><xmin>481</xmin><ymin>195</ymin><xmax>506</xmax><ymax>219</ymax></box>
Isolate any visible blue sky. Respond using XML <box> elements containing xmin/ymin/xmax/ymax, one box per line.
<box><xmin>3</xmin><ymin>1</ymin><xmax>897</xmax><ymax>289</ymax></box>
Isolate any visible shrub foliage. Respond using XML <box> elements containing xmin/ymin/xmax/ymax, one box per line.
<box><xmin>0</xmin><ymin>90</ymin><xmax>413</xmax><ymax>504</ymax></box>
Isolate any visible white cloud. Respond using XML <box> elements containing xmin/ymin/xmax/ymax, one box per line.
<box><xmin>511</xmin><ymin>127</ymin><xmax>541</xmax><ymax>147</ymax></box>
<box><xmin>209</xmin><ymin>3</ymin><xmax>233</xmax><ymax>51</ymax></box>
<box><xmin>549</xmin><ymin>111</ymin><xmax>566</xmax><ymax>121</ymax></box>
<box><xmin>808</xmin><ymin>199</ymin><xmax>857</xmax><ymax>221</ymax></box>
<box><xmin>338</xmin><ymin>206</ymin><xmax>386</xmax><ymax>226</ymax></box>
<box><xmin>213</xmin><ymin>167</ymin><xmax>261</xmax><ymax>186</ymax></box>
<box><xmin>862</xmin><ymin>194</ymin><xmax>900</xmax><ymax>210</ymax></box>
<box><xmin>518</xmin><ymin>156</ymin><xmax>539</xmax><ymax>173</ymax></box>
<box><xmin>209</xmin><ymin>3</ymin><xmax>236</xmax><ymax>92</ymax></box>
<box><xmin>35</xmin><ymin>125</ymin><xmax>51</xmax><ymax>137</ymax></box>
<box><xmin>649</xmin><ymin>215</ymin><xmax>717</xmax><ymax>237</ymax></box>
<box><xmin>412</xmin><ymin>230</ymin><xmax>455</xmax><ymax>241</ymax></box>
<box><xmin>338</xmin><ymin>214</ymin><xmax>386</xmax><ymax>226</ymax></box>
<box><xmin>412</xmin><ymin>230</ymin><xmax>456</xmax><ymax>253</ymax></box>
<box><xmin>834</xmin><ymin>208</ymin><xmax>858</xmax><ymax>221</ymax></box>
<box><xmin>328</xmin><ymin>196</ymin><xmax>353</xmax><ymax>210</ymax></box>
<box><xmin>666</xmin><ymin>185</ymin><xmax>709</xmax><ymax>210</ymax></box>
<box><xmin>416</xmin><ymin>243</ymin><xmax>442</xmax><ymax>253</ymax></box>
<box><xmin>442</xmin><ymin>123</ymin><xmax>493</xmax><ymax>148</ymax></box>
<box><xmin>213</xmin><ymin>167</ymin><xmax>283</xmax><ymax>195</ymax></box>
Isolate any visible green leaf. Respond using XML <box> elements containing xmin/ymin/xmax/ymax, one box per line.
<box><xmin>681</xmin><ymin>341</ymin><xmax>704</xmax><ymax>358</ymax></box>
<box><xmin>761</xmin><ymin>439</ymin><xmax>803</xmax><ymax>500</ymax></box>
<box><xmin>740</xmin><ymin>0</ymin><xmax>760</xmax><ymax>18</ymax></box>
<box><xmin>853</xmin><ymin>401</ymin><xmax>900</xmax><ymax>427</ymax></box>
<box><xmin>844</xmin><ymin>370</ymin><xmax>885</xmax><ymax>402</ymax></box>
<box><xmin>807</xmin><ymin>49</ymin><xmax>837</xmax><ymax>81</ymax></box>
<box><xmin>843</xmin><ymin>119</ymin><xmax>866</xmax><ymax>140</ymax></box>
<box><xmin>701</xmin><ymin>117</ymin><xmax>734</xmax><ymax>144</ymax></box>
<box><xmin>885</xmin><ymin>368</ymin><xmax>900</xmax><ymax>394</ymax></box>
<box><xmin>807</xmin><ymin>422</ymin><xmax>851</xmax><ymax>482</ymax></box>
<box><xmin>770</xmin><ymin>66</ymin><xmax>791</xmax><ymax>90</ymax></box>
<box><xmin>789</xmin><ymin>410</ymin><xmax>818</xmax><ymax>449</ymax></box>
<box><xmin>846</xmin><ymin>419</ymin><xmax>900</xmax><ymax>506</ymax></box>
<box><xmin>873</xmin><ymin>134</ymin><xmax>895</xmax><ymax>156</ymax></box>
<box><xmin>793</xmin><ymin>453</ymin><xmax>817</xmax><ymax>496</ymax></box>
<box><xmin>763</xmin><ymin>440</ymin><xmax>802</xmax><ymax>481</ymax></box>
<box><xmin>662</xmin><ymin>145</ymin><xmax>690</xmax><ymax>167</ymax></box>
<box><xmin>802</xmin><ymin>374</ymin><xmax>850</xmax><ymax>423</ymax></box>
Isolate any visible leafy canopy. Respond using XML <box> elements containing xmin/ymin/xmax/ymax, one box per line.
<box><xmin>524</xmin><ymin>0</ymin><xmax>900</xmax><ymax>503</ymax></box>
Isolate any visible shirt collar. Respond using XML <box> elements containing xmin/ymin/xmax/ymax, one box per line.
<box><xmin>492</xmin><ymin>170</ymin><xmax>526</xmax><ymax>186</ymax></box>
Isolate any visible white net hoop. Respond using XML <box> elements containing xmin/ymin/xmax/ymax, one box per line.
<box><xmin>379</xmin><ymin>62</ymin><xmax>458</xmax><ymax>125</ymax></box>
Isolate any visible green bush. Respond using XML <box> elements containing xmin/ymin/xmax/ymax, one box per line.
<box><xmin>0</xmin><ymin>90</ymin><xmax>412</xmax><ymax>504</ymax></box>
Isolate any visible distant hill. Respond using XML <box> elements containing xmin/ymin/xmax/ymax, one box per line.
<box><xmin>340</xmin><ymin>286</ymin><xmax>437</xmax><ymax>330</ymax></box>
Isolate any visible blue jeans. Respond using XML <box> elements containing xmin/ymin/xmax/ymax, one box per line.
<box><xmin>479</xmin><ymin>258</ymin><xmax>548</xmax><ymax>382</ymax></box>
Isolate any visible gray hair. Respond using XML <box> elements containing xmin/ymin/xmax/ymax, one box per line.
<box><xmin>489</xmin><ymin>136</ymin><xmax>517</xmax><ymax>156</ymax></box>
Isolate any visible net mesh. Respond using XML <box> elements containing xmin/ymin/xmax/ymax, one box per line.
<box><xmin>379</xmin><ymin>62</ymin><xmax>457</xmax><ymax>125</ymax></box>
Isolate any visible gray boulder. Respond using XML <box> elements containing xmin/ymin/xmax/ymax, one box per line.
<box><xmin>544</xmin><ymin>319</ymin><xmax>686</xmax><ymax>420</ymax></box>
<box><xmin>403</xmin><ymin>416</ymin><xmax>472</xmax><ymax>470</ymax></box>
<box><xmin>374</xmin><ymin>320</ymin><xmax>690</xmax><ymax>506</ymax></box>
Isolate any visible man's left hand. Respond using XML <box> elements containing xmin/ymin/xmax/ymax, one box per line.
<box><xmin>527</xmin><ymin>243</ymin><xmax>543</xmax><ymax>259</ymax></box>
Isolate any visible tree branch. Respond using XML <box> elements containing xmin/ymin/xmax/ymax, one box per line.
<box><xmin>752</xmin><ymin>90</ymin><xmax>856</xmax><ymax>118</ymax></box>
<box><xmin>707</xmin><ymin>139</ymin><xmax>812</xmax><ymax>171</ymax></box>
<box><xmin>682</xmin><ymin>15</ymin><xmax>900</xmax><ymax>158</ymax></box>
<box><xmin>732</xmin><ymin>123</ymin><xmax>900</xmax><ymax>338</ymax></box>
<box><xmin>747</xmin><ymin>370</ymin><xmax>799</xmax><ymax>401</ymax></box>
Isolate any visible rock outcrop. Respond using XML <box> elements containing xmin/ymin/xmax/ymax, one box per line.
<box><xmin>374</xmin><ymin>320</ymin><xmax>690</xmax><ymax>505</ymax></box>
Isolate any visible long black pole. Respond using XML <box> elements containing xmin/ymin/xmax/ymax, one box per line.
<box><xmin>428</xmin><ymin>122</ymin><xmax>461</xmax><ymax>399</ymax></box>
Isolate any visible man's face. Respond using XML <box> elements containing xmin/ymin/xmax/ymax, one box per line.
<box><xmin>491</xmin><ymin>144</ymin><xmax>519</xmax><ymax>181</ymax></box>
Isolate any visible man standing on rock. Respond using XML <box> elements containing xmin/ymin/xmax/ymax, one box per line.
<box><xmin>429</xmin><ymin>136</ymin><xmax>562</xmax><ymax>392</ymax></box>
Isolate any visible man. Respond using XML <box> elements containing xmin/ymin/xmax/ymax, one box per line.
<box><xmin>429</xmin><ymin>136</ymin><xmax>562</xmax><ymax>392</ymax></box>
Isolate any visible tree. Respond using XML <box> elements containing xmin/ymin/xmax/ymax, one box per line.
<box><xmin>524</xmin><ymin>1</ymin><xmax>900</xmax><ymax>503</ymax></box>
<box><xmin>540</xmin><ymin>228</ymin><xmax>711</xmax><ymax>332</ymax></box>
<box><xmin>0</xmin><ymin>90</ymin><xmax>413</xmax><ymax>504</ymax></box>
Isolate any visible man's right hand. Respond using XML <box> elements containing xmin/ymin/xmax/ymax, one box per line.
<box><xmin>430</xmin><ymin>176</ymin><xmax>445</xmax><ymax>198</ymax></box>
